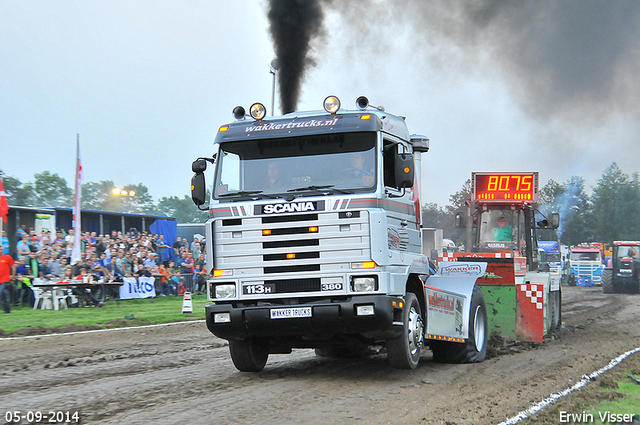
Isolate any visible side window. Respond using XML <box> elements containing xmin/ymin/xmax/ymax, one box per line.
<box><xmin>383</xmin><ymin>140</ymin><xmax>397</xmax><ymax>189</ymax></box>
<box><xmin>217</xmin><ymin>152</ymin><xmax>241</xmax><ymax>195</ymax></box>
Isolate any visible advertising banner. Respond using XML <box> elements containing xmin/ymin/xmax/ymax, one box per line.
<box><xmin>119</xmin><ymin>276</ymin><xmax>156</xmax><ymax>299</ymax></box>
<box><xmin>35</xmin><ymin>214</ymin><xmax>56</xmax><ymax>235</ymax></box>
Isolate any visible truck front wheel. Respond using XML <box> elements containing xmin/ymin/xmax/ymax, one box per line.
<box><xmin>431</xmin><ymin>286</ymin><xmax>488</xmax><ymax>364</ymax></box>
<box><xmin>602</xmin><ymin>269</ymin><xmax>614</xmax><ymax>294</ymax></box>
<box><xmin>385</xmin><ymin>292</ymin><xmax>423</xmax><ymax>369</ymax></box>
<box><xmin>228</xmin><ymin>337</ymin><xmax>269</xmax><ymax>372</ymax></box>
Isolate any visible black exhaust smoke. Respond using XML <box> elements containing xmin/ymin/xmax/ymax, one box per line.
<box><xmin>268</xmin><ymin>0</ymin><xmax>325</xmax><ymax>114</ymax></box>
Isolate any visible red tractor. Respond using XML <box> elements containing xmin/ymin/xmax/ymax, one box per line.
<box><xmin>602</xmin><ymin>241</ymin><xmax>640</xmax><ymax>294</ymax></box>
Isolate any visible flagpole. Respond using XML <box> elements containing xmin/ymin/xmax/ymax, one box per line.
<box><xmin>0</xmin><ymin>177</ymin><xmax>5</xmax><ymax>246</ymax></box>
<box><xmin>71</xmin><ymin>134</ymin><xmax>82</xmax><ymax>265</ymax></box>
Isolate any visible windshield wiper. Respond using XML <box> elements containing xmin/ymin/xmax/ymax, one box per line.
<box><xmin>219</xmin><ymin>190</ymin><xmax>263</xmax><ymax>198</ymax></box>
<box><xmin>287</xmin><ymin>185</ymin><xmax>353</xmax><ymax>194</ymax></box>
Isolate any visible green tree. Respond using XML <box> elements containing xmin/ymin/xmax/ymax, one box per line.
<box><xmin>82</xmin><ymin>180</ymin><xmax>119</xmax><ymax>211</ymax></box>
<box><xmin>447</xmin><ymin>179</ymin><xmax>472</xmax><ymax>212</ymax></box>
<box><xmin>156</xmin><ymin>195</ymin><xmax>209</xmax><ymax>223</ymax></box>
<box><xmin>558</xmin><ymin>176</ymin><xmax>591</xmax><ymax>246</ymax></box>
<box><xmin>0</xmin><ymin>171</ymin><xmax>34</xmax><ymax>206</ymax></box>
<box><xmin>588</xmin><ymin>163</ymin><xmax>640</xmax><ymax>243</ymax></box>
<box><xmin>23</xmin><ymin>171</ymin><xmax>72</xmax><ymax>207</ymax></box>
<box><xmin>118</xmin><ymin>183</ymin><xmax>155</xmax><ymax>214</ymax></box>
<box><xmin>81</xmin><ymin>181</ymin><xmax>156</xmax><ymax>214</ymax></box>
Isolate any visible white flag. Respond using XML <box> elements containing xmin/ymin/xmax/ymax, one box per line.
<box><xmin>71</xmin><ymin>135</ymin><xmax>82</xmax><ymax>265</ymax></box>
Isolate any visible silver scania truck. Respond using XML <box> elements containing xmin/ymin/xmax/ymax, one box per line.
<box><xmin>190</xmin><ymin>96</ymin><xmax>488</xmax><ymax>371</ymax></box>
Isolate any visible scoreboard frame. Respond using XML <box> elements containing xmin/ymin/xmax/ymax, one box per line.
<box><xmin>472</xmin><ymin>172</ymin><xmax>539</xmax><ymax>204</ymax></box>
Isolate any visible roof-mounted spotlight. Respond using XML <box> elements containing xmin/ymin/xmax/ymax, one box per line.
<box><xmin>323</xmin><ymin>95</ymin><xmax>341</xmax><ymax>114</ymax></box>
<box><xmin>250</xmin><ymin>103</ymin><xmax>267</xmax><ymax>120</ymax></box>
<box><xmin>232</xmin><ymin>106</ymin><xmax>246</xmax><ymax>120</ymax></box>
<box><xmin>356</xmin><ymin>96</ymin><xmax>369</xmax><ymax>110</ymax></box>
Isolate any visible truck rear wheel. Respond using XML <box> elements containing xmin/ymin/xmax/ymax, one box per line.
<box><xmin>228</xmin><ymin>338</ymin><xmax>269</xmax><ymax>372</ymax></box>
<box><xmin>385</xmin><ymin>292</ymin><xmax>423</xmax><ymax>369</ymax></box>
<box><xmin>431</xmin><ymin>286</ymin><xmax>488</xmax><ymax>364</ymax></box>
<box><xmin>602</xmin><ymin>269</ymin><xmax>614</xmax><ymax>294</ymax></box>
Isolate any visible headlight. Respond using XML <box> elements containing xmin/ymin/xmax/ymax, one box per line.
<box><xmin>215</xmin><ymin>284</ymin><xmax>236</xmax><ymax>299</ymax></box>
<box><xmin>352</xmin><ymin>276</ymin><xmax>378</xmax><ymax>292</ymax></box>
<box><xmin>323</xmin><ymin>95</ymin><xmax>341</xmax><ymax>114</ymax></box>
<box><xmin>250</xmin><ymin>103</ymin><xmax>267</xmax><ymax>120</ymax></box>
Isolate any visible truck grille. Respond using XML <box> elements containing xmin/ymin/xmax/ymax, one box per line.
<box><xmin>213</xmin><ymin>210</ymin><xmax>370</xmax><ymax>297</ymax></box>
<box><xmin>268</xmin><ymin>278</ymin><xmax>321</xmax><ymax>293</ymax></box>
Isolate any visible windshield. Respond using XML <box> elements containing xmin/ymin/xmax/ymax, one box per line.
<box><xmin>478</xmin><ymin>209</ymin><xmax>521</xmax><ymax>247</ymax></box>
<box><xmin>542</xmin><ymin>252</ymin><xmax>561</xmax><ymax>263</ymax></box>
<box><xmin>570</xmin><ymin>251</ymin><xmax>601</xmax><ymax>261</ymax></box>
<box><xmin>616</xmin><ymin>246</ymin><xmax>639</xmax><ymax>259</ymax></box>
<box><xmin>213</xmin><ymin>132</ymin><xmax>376</xmax><ymax>198</ymax></box>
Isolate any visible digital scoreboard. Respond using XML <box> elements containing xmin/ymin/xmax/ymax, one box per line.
<box><xmin>472</xmin><ymin>172</ymin><xmax>538</xmax><ymax>203</ymax></box>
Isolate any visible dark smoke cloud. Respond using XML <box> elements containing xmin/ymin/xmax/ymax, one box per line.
<box><xmin>328</xmin><ymin>0</ymin><xmax>640</xmax><ymax>124</ymax></box>
<box><xmin>267</xmin><ymin>0</ymin><xmax>326</xmax><ymax>114</ymax></box>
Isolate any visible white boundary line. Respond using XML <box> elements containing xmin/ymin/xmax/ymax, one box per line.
<box><xmin>498</xmin><ymin>345</ymin><xmax>640</xmax><ymax>425</ymax></box>
<box><xmin>0</xmin><ymin>320</ymin><xmax>206</xmax><ymax>341</ymax></box>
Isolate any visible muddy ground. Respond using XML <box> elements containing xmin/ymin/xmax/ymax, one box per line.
<box><xmin>1</xmin><ymin>286</ymin><xmax>639</xmax><ymax>425</ymax></box>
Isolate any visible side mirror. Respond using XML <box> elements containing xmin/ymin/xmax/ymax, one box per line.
<box><xmin>551</xmin><ymin>212</ymin><xmax>560</xmax><ymax>229</ymax></box>
<box><xmin>536</xmin><ymin>219</ymin><xmax>550</xmax><ymax>228</ymax></box>
<box><xmin>191</xmin><ymin>172</ymin><xmax>207</xmax><ymax>206</ymax></box>
<box><xmin>455</xmin><ymin>212</ymin><xmax>465</xmax><ymax>228</ymax></box>
<box><xmin>394</xmin><ymin>153</ymin><xmax>414</xmax><ymax>189</ymax></box>
<box><xmin>192</xmin><ymin>159</ymin><xmax>207</xmax><ymax>173</ymax></box>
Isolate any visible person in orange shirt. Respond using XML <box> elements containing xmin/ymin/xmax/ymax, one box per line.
<box><xmin>0</xmin><ymin>243</ymin><xmax>16</xmax><ymax>313</ymax></box>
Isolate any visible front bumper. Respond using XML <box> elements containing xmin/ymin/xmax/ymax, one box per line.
<box><xmin>205</xmin><ymin>295</ymin><xmax>403</xmax><ymax>342</ymax></box>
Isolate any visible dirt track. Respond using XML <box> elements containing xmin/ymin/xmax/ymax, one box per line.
<box><xmin>1</xmin><ymin>286</ymin><xmax>639</xmax><ymax>425</ymax></box>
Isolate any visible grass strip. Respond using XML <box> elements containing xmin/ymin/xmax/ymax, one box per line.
<box><xmin>0</xmin><ymin>295</ymin><xmax>208</xmax><ymax>336</ymax></box>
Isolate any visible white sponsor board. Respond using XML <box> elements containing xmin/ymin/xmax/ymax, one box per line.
<box><xmin>119</xmin><ymin>276</ymin><xmax>156</xmax><ymax>299</ymax></box>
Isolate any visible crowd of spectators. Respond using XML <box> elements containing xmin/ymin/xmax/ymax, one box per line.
<box><xmin>1</xmin><ymin>225</ymin><xmax>207</xmax><ymax>310</ymax></box>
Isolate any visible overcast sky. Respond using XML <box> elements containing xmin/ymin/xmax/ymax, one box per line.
<box><xmin>2</xmin><ymin>0</ymin><xmax>639</xmax><ymax>206</ymax></box>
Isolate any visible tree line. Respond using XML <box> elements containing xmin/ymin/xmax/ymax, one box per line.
<box><xmin>423</xmin><ymin>162</ymin><xmax>640</xmax><ymax>246</ymax></box>
<box><xmin>3</xmin><ymin>162</ymin><xmax>640</xmax><ymax>240</ymax></box>
<box><xmin>0</xmin><ymin>170</ymin><xmax>208</xmax><ymax>223</ymax></box>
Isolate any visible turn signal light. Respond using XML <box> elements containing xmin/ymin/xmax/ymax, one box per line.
<box><xmin>308</xmin><ymin>226</ymin><xmax>318</xmax><ymax>233</ymax></box>
<box><xmin>213</xmin><ymin>269</ymin><xmax>233</xmax><ymax>277</ymax></box>
<box><xmin>219</xmin><ymin>125</ymin><xmax>229</xmax><ymax>132</ymax></box>
<box><xmin>360</xmin><ymin>114</ymin><xmax>371</xmax><ymax>120</ymax></box>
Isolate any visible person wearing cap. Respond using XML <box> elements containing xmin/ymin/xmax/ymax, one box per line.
<box><xmin>492</xmin><ymin>216</ymin><xmax>515</xmax><ymax>242</ymax></box>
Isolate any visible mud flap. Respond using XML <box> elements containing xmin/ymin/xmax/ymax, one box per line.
<box><xmin>424</xmin><ymin>262</ymin><xmax>488</xmax><ymax>340</ymax></box>
<box><xmin>516</xmin><ymin>276</ymin><xmax>549</xmax><ymax>342</ymax></box>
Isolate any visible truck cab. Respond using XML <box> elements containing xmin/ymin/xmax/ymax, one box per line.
<box><xmin>191</xmin><ymin>96</ymin><xmax>489</xmax><ymax>371</ymax></box>
<box><xmin>602</xmin><ymin>241</ymin><xmax>640</xmax><ymax>294</ymax></box>
<box><xmin>568</xmin><ymin>244</ymin><xmax>604</xmax><ymax>286</ymax></box>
